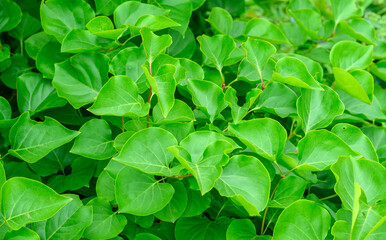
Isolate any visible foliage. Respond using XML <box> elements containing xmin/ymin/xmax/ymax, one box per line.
<box><xmin>0</xmin><ymin>0</ymin><xmax>385</xmax><ymax>239</ymax></box>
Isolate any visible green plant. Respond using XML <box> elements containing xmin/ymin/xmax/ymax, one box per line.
<box><xmin>0</xmin><ymin>0</ymin><xmax>385</xmax><ymax>239</ymax></box>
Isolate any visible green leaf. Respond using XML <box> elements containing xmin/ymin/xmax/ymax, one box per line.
<box><xmin>143</xmin><ymin>64</ymin><xmax>176</xmax><ymax>117</ymax></box>
<box><xmin>141</xmin><ymin>28</ymin><xmax>172</xmax><ymax>64</ymax></box>
<box><xmin>273</xmin><ymin>57</ymin><xmax>324</xmax><ymax>90</ymax></box>
<box><xmin>297</xmin><ymin>130</ymin><xmax>361</xmax><ymax>171</ymax></box>
<box><xmin>154</xmin><ymin>181</ymin><xmax>187</xmax><ymax>223</ymax></box>
<box><xmin>244</xmin><ymin>18</ymin><xmax>289</xmax><ymax>44</ymax></box>
<box><xmin>226</xmin><ymin>219</ymin><xmax>261</xmax><ymax>240</ymax></box>
<box><xmin>297</xmin><ymin>85</ymin><xmax>345</xmax><ymax>132</ymax></box>
<box><xmin>8</xmin><ymin>12</ymin><xmax>41</xmax><ymax>42</ymax></box>
<box><xmin>86</xmin><ymin>16</ymin><xmax>125</xmax><ymax>40</ymax></box>
<box><xmin>339</xmin><ymin>18</ymin><xmax>376</xmax><ymax>45</ymax></box>
<box><xmin>206</xmin><ymin>7</ymin><xmax>233</xmax><ymax>35</ymax></box>
<box><xmin>331</xmin><ymin>156</ymin><xmax>386</xmax><ymax>210</ymax></box>
<box><xmin>52</xmin><ymin>52</ymin><xmax>109</xmax><ymax>109</ymax></box>
<box><xmin>25</xmin><ymin>32</ymin><xmax>55</xmax><ymax>60</ymax></box>
<box><xmin>268</xmin><ymin>176</ymin><xmax>307</xmax><ymax>208</ymax></box>
<box><xmin>31</xmin><ymin>194</ymin><xmax>92</xmax><ymax>240</ymax></box>
<box><xmin>114</xmin><ymin>1</ymin><xmax>178</xmax><ymax>37</ymax></box>
<box><xmin>134</xmin><ymin>233</ymin><xmax>162</xmax><ymax>240</ymax></box>
<box><xmin>84</xmin><ymin>197</ymin><xmax>127</xmax><ymax>240</ymax></box>
<box><xmin>228</xmin><ymin>118</ymin><xmax>287</xmax><ymax>161</ymax></box>
<box><xmin>115</xmin><ymin>167</ymin><xmax>175</xmax><ymax>216</ymax></box>
<box><xmin>70</xmin><ymin>119</ymin><xmax>115</xmax><ymax>160</ymax></box>
<box><xmin>197</xmin><ymin>34</ymin><xmax>236</xmax><ymax>71</ymax></box>
<box><xmin>331</xmin><ymin>0</ymin><xmax>362</xmax><ymax>23</ymax></box>
<box><xmin>40</xmin><ymin>0</ymin><xmax>95</xmax><ymax>42</ymax></box>
<box><xmin>332</xmin><ymin>123</ymin><xmax>378</xmax><ymax>162</ymax></box>
<box><xmin>332</xmin><ymin>67</ymin><xmax>374</xmax><ymax>104</ymax></box>
<box><xmin>114</xmin><ymin>127</ymin><xmax>179</xmax><ymax>176</ymax></box>
<box><xmin>254</xmin><ymin>82</ymin><xmax>297</xmax><ymax>118</ymax></box>
<box><xmin>1</xmin><ymin>177</ymin><xmax>72</xmax><ymax>230</ymax></box>
<box><xmin>153</xmin><ymin>99</ymin><xmax>195</xmax><ymax>124</ymax></box>
<box><xmin>61</xmin><ymin>29</ymin><xmax>118</xmax><ymax>53</ymax></box>
<box><xmin>175</xmin><ymin>217</ymin><xmax>229</xmax><ymax>240</ymax></box>
<box><xmin>225</xmin><ymin>87</ymin><xmax>262</xmax><ymax>124</ymax></box>
<box><xmin>95</xmin><ymin>0</ymin><xmax>126</xmax><ymax>16</ymax></box>
<box><xmin>241</xmin><ymin>37</ymin><xmax>276</xmax><ymax>86</ymax></box>
<box><xmin>157</xmin><ymin>0</ymin><xmax>192</xmax><ymax>36</ymax></box>
<box><xmin>330</xmin><ymin>41</ymin><xmax>373</xmax><ymax>71</ymax></box>
<box><xmin>168</xmin><ymin>131</ymin><xmax>238</xmax><ymax>194</ymax></box>
<box><xmin>16</xmin><ymin>73</ymin><xmax>67</xmax><ymax>114</ymax></box>
<box><xmin>215</xmin><ymin>155</ymin><xmax>271</xmax><ymax>215</ymax></box>
<box><xmin>288</xmin><ymin>9</ymin><xmax>322</xmax><ymax>39</ymax></box>
<box><xmin>0</xmin><ymin>0</ymin><xmax>22</xmax><ymax>33</ymax></box>
<box><xmin>36</xmin><ymin>41</ymin><xmax>71</xmax><ymax>79</ymax></box>
<box><xmin>4</xmin><ymin>227</ymin><xmax>39</xmax><ymax>240</ymax></box>
<box><xmin>88</xmin><ymin>76</ymin><xmax>149</xmax><ymax>117</ymax></box>
<box><xmin>8</xmin><ymin>112</ymin><xmax>79</xmax><ymax>163</ymax></box>
<box><xmin>182</xmin><ymin>190</ymin><xmax>211</xmax><ymax>217</ymax></box>
<box><xmin>0</xmin><ymin>97</ymin><xmax>12</xmax><ymax>121</ymax></box>
<box><xmin>0</xmin><ymin>54</ymin><xmax>31</xmax><ymax>89</ymax></box>
<box><xmin>187</xmin><ymin>79</ymin><xmax>227</xmax><ymax>122</ymax></box>
<box><xmin>47</xmin><ymin>157</ymin><xmax>96</xmax><ymax>193</ymax></box>
<box><xmin>272</xmin><ymin>200</ymin><xmax>331</xmax><ymax>240</ymax></box>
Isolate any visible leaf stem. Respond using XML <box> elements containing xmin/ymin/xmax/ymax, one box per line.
<box><xmin>303</xmin><ymin>33</ymin><xmax>334</xmax><ymax>54</ymax></box>
<box><xmin>274</xmin><ymin>161</ymin><xmax>284</xmax><ymax>178</ymax></box>
<box><xmin>261</xmin><ymin>178</ymin><xmax>282</xmax><ymax>235</ymax></box>
<box><xmin>167</xmin><ymin>174</ymin><xmax>193</xmax><ymax>179</ymax></box>
<box><xmin>146</xmin><ymin>62</ymin><xmax>153</xmax><ymax>128</ymax></box>
<box><xmin>216</xmin><ymin>199</ymin><xmax>229</xmax><ymax>220</ymax></box>
<box><xmin>319</xmin><ymin>194</ymin><xmax>338</xmax><ymax>201</ymax></box>
<box><xmin>121</xmin><ymin>116</ymin><xmax>125</xmax><ymax>133</ymax></box>
<box><xmin>219</xmin><ymin>68</ymin><xmax>226</xmax><ymax>89</ymax></box>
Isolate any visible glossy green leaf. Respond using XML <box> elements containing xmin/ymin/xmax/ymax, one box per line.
<box><xmin>88</xmin><ymin>76</ymin><xmax>149</xmax><ymax>117</ymax></box>
<box><xmin>332</xmin><ymin>67</ymin><xmax>374</xmax><ymax>104</ymax></box>
<box><xmin>332</xmin><ymin>123</ymin><xmax>378</xmax><ymax>162</ymax></box>
<box><xmin>52</xmin><ymin>52</ymin><xmax>109</xmax><ymax>109</ymax></box>
<box><xmin>268</xmin><ymin>176</ymin><xmax>307</xmax><ymax>208</ymax></box>
<box><xmin>197</xmin><ymin>34</ymin><xmax>236</xmax><ymax>71</ymax></box>
<box><xmin>36</xmin><ymin>41</ymin><xmax>71</xmax><ymax>79</ymax></box>
<box><xmin>254</xmin><ymin>82</ymin><xmax>297</xmax><ymax>118</ymax></box>
<box><xmin>157</xmin><ymin>0</ymin><xmax>192</xmax><ymax>36</ymax></box>
<box><xmin>143</xmin><ymin>64</ymin><xmax>176</xmax><ymax>117</ymax></box>
<box><xmin>339</xmin><ymin>18</ymin><xmax>376</xmax><ymax>44</ymax></box>
<box><xmin>288</xmin><ymin>9</ymin><xmax>322</xmax><ymax>39</ymax></box>
<box><xmin>141</xmin><ymin>28</ymin><xmax>172</xmax><ymax>64</ymax></box>
<box><xmin>297</xmin><ymin>130</ymin><xmax>361</xmax><ymax>171</ymax></box>
<box><xmin>331</xmin><ymin>0</ymin><xmax>362</xmax><ymax>23</ymax></box>
<box><xmin>40</xmin><ymin>0</ymin><xmax>95</xmax><ymax>42</ymax></box>
<box><xmin>84</xmin><ymin>197</ymin><xmax>127</xmax><ymax>240</ymax></box>
<box><xmin>32</xmin><ymin>194</ymin><xmax>92</xmax><ymax>240</ymax></box>
<box><xmin>24</xmin><ymin>32</ymin><xmax>55</xmax><ymax>60</ymax></box>
<box><xmin>228</xmin><ymin>118</ymin><xmax>287</xmax><ymax>161</ymax></box>
<box><xmin>115</xmin><ymin>166</ymin><xmax>175</xmax><ymax>216</ymax></box>
<box><xmin>4</xmin><ymin>227</ymin><xmax>39</xmax><ymax>240</ymax></box>
<box><xmin>70</xmin><ymin>119</ymin><xmax>115</xmax><ymax>160</ymax></box>
<box><xmin>241</xmin><ymin>38</ymin><xmax>276</xmax><ymax>86</ymax></box>
<box><xmin>273</xmin><ymin>57</ymin><xmax>323</xmax><ymax>90</ymax></box>
<box><xmin>331</xmin><ymin>156</ymin><xmax>386</xmax><ymax>210</ymax></box>
<box><xmin>8</xmin><ymin>112</ymin><xmax>79</xmax><ymax>163</ymax></box>
<box><xmin>153</xmin><ymin>99</ymin><xmax>195</xmax><ymax>124</ymax></box>
<box><xmin>1</xmin><ymin>177</ymin><xmax>72</xmax><ymax>230</ymax></box>
<box><xmin>16</xmin><ymin>73</ymin><xmax>67</xmax><ymax>114</ymax></box>
<box><xmin>175</xmin><ymin>217</ymin><xmax>229</xmax><ymax>240</ymax></box>
<box><xmin>297</xmin><ymin>85</ymin><xmax>345</xmax><ymax>132</ymax></box>
<box><xmin>86</xmin><ymin>16</ymin><xmax>125</xmax><ymax>40</ymax></box>
<box><xmin>154</xmin><ymin>181</ymin><xmax>187</xmax><ymax>223</ymax></box>
<box><xmin>95</xmin><ymin>0</ymin><xmax>126</xmax><ymax>16</ymax></box>
<box><xmin>330</xmin><ymin>41</ymin><xmax>373</xmax><ymax>71</ymax></box>
<box><xmin>187</xmin><ymin>79</ymin><xmax>227</xmax><ymax>122</ymax></box>
<box><xmin>0</xmin><ymin>0</ymin><xmax>22</xmax><ymax>33</ymax></box>
<box><xmin>61</xmin><ymin>29</ymin><xmax>118</xmax><ymax>53</ymax></box>
<box><xmin>244</xmin><ymin>18</ymin><xmax>289</xmax><ymax>44</ymax></box>
<box><xmin>0</xmin><ymin>54</ymin><xmax>31</xmax><ymax>89</ymax></box>
<box><xmin>109</xmin><ymin>46</ymin><xmax>146</xmax><ymax>83</ymax></box>
<box><xmin>114</xmin><ymin>127</ymin><xmax>179</xmax><ymax>176</ymax></box>
<box><xmin>225</xmin><ymin>87</ymin><xmax>262</xmax><ymax>124</ymax></box>
<box><xmin>206</xmin><ymin>7</ymin><xmax>233</xmax><ymax>35</ymax></box>
<box><xmin>0</xmin><ymin>97</ymin><xmax>11</xmax><ymax>121</ymax></box>
<box><xmin>226</xmin><ymin>219</ymin><xmax>260</xmax><ymax>240</ymax></box>
<box><xmin>272</xmin><ymin>200</ymin><xmax>331</xmax><ymax>240</ymax></box>
<box><xmin>8</xmin><ymin>12</ymin><xmax>41</xmax><ymax>42</ymax></box>
<box><xmin>215</xmin><ymin>155</ymin><xmax>271</xmax><ymax>215</ymax></box>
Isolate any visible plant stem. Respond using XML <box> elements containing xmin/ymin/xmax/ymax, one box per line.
<box><xmin>303</xmin><ymin>33</ymin><xmax>334</xmax><ymax>54</ymax></box>
<box><xmin>319</xmin><ymin>194</ymin><xmax>337</xmax><ymax>201</ymax></box>
<box><xmin>274</xmin><ymin>161</ymin><xmax>284</xmax><ymax>178</ymax></box>
<box><xmin>168</xmin><ymin>174</ymin><xmax>193</xmax><ymax>179</ymax></box>
<box><xmin>121</xmin><ymin>116</ymin><xmax>125</xmax><ymax>133</ymax></box>
<box><xmin>216</xmin><ymin>199</ymin><xmax>229</xmax><ymax>220</ymax></box>
<box><xmin>261</xmin><ymin>178</ymin><xmax>283</xmax><ymax>235</ymax></box>
<box><xmin>219</xmin><ymin>68</ymin><xmax>226</xmax><ymax>89</ymax></box>
<box><xmin>257</xmin><ymin>68</ymin><xmax>265</xmax><ymax>90</ymax></box>
<box><xmin>146</xmin><ymin>62</ymin><xmax>153</xmax><ymax>128</ymax></box>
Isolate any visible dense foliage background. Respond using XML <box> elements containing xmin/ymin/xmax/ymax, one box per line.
<box><xmin>0</xmin><ymin>0</ymin><xmax>385</xmax><ymax>239</ymax></box>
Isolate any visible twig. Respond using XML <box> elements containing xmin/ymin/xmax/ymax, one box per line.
<box><xmin>303</xmin><ymin>33</ymin><xmax>334</xmax><ymax>54</ymax></box>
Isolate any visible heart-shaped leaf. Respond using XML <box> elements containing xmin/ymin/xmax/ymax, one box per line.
<box><xmin>330</xmin><ymin>41</ymin><xmax>373</xmax><ymax>71</ymax></box>
<box><xmin>268</xmin><ymin>176</ymin><xmax>308</xmax><ymax>208</ymax></box>
<box><xmin>114</xmin><ymin>127</ymin><xmax>179</xmax><ymax>176</ymax></box>
<box><xmin>0</xmin><ymin>0</ymin><xmax>22</xmax><ymax>33</ymax></box>
<box><xmin>115</xmin><ymin>166</ymin><xmax>175</xmax><ymax>216</ymax></box>
<box><xmin>244</xmin><ymin>18</ymin><xmax>289</xmax><ymax>44</ymax></box>
<box><xmin>228</xmin><ymin>118</ymin><xmax>287</xmax><ymax>161</ymax></box>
